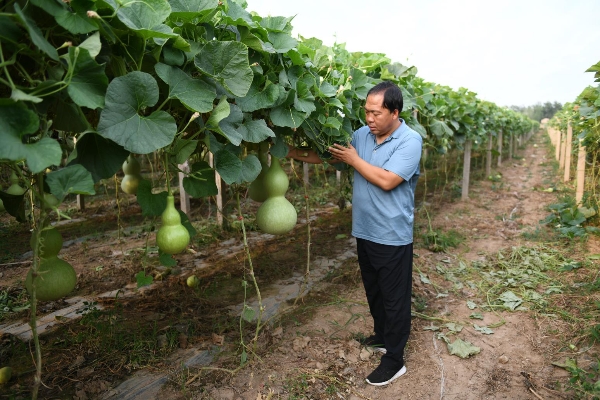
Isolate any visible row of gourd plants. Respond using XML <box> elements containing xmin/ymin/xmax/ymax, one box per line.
<box><xmin>546</xmin><ymin>61</ymin><xmax>600</xmax><ymax>235</ymax></box>
<box><xmin>0</xmin><ymin>0</ymin><xmax>537</xmax><ymax>395</ymax></box>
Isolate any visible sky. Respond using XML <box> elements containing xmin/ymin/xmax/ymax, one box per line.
<box><xmin>244</xmin><ymin>0</ymin><xmax>600</xmax><ymax>108</ymax></box>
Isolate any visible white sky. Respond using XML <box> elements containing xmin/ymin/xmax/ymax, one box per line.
<box><xmin>244</xmin><ymin>0</ymin><xmax>600</xmax><ymax>107</ymax></box>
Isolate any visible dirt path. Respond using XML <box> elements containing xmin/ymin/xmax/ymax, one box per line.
<box><xmin>169</xmin><ymin>132</ymin><xmax>575</xmax><ymax>400</ymax></box>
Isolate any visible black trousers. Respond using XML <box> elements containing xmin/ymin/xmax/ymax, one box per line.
<box><xmin>357</xmin><ymin>238</ymin><xmax>413</xmax><ymax>369</ymax></box>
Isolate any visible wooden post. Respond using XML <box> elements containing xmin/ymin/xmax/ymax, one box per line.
<box><xmin>508</xmin><ymin>133</ymin><xmax>513</xmax><ymax>160</ymax></box>
<box><xmin>336</xmin><ymin>170</ymin><xmax>341</xmax><ymax>186</ymax></box>
<box><xmin>178</xmin><ymin>161</ymin><xmax>190</xmax><ymax>215</ymax></box>
<box><xmin>576</xmin><ymin>138</ymin><xmax>586</xmax><ymax>205</ymax></box>
<box><xmin>461</xmin><ymin>139</ymin><xmax>472</xmax><ymax>201</ymax></box>
<box><xmin>77</xmin><ymin>195</ymin><xmax>85</xmax><ymax>211</ymax></box>
<box><xmin>559</xmin><ymin>129</ymin><xmax>567</xmax><ymax>170</ymax></box>
<box><xmin>555</xmin><ymin>129</ymin><xmax>561</xmax><ymax>161</ymax></box>
<box><xmin>563</xmin><ymin>122</ymin><xmax>573</xmax><ymax>182</ymax></box>
<box><xmin>486</xmin><ymin>133</ymin><xmax>492</xmax><ymax>177</ymax></box>
<box><xmin>208</xmin><ymin>152</ymin><xmax>223</xmax><ymax>227</ymax></box>
<box><xmin>497</xmin><ymin>130</ymin><xmax>503</xmax><ymax>167</ymax></box>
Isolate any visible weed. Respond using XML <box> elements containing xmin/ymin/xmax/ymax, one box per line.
<box><xmin>542</xmin><ymin>196</ymin><xmax>600</xmax><ymax>239</ymax></box>
<box><xmin>560</xmin><ymin>357</ymin><xmax>600</xmax><ymax>399</ymax></box>
<box><xmin>422</xmin><ymin>228</ymin><xmax>465</xmax><ymax>252</ymax></box>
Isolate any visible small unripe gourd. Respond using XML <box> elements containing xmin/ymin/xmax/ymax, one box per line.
<box><xmin>255</xmin><ymin>157</ymin><xmax>297</xmax><ymax>235</ymax></box>
<box><xmin>156</xmin><ymin>195</ymin><xmax>190</xmax><ymax>254</ymax></box>
<box><xmin>0</xmin><ymin>366</ymin><xmax>12</xmax><ymax>384</ymax></box>
<box><xmin>6</xmin><ymin>171</ymin><xmax>25</xmax><ymax>196</ymax></box>
<box><xmin>248</xmin><ymin>150</ymin><xmax>269</xmax><ymax>203</ymax></box>
<box><xmin>25</xmin><ymin>227</ymin><xmax>77</xmax><ymax>301</ymax></box>
<box><xmin>121</xmin><ymin>154</ymin><xmax>142</xmax><ymax>194</ymax></box>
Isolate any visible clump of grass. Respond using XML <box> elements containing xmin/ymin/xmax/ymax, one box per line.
<box><xmin>422</xmin><ymin>228</ymin><xmax>465</xmax><ymax>252</ymax></box>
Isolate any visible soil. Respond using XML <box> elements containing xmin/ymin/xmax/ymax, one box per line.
<box><xmin>0</xmin><ymin>131</ymin><xmax>597</xmax><ymax>400</ymax></box>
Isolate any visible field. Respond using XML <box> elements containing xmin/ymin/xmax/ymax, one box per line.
<box><xmin>1</xmin><ymin>131</ymin><xmax>599</xmax><ymax>400</ymax></box>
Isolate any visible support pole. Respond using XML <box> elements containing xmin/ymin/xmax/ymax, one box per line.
<box><xmin>563</xmin><ymin>122</ymin><xmax>573</xmax><ymax>182</ymax></box>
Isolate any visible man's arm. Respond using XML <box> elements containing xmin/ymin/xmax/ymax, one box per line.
<box><xmin>328</xmin><ymin>143</ymin><xmax>404</xmax><ymax>191</ymax></box>
<box><xmin>286</xmin><ymin>146</ymin><xmax>324</xmax><ymax>164</ymax></box>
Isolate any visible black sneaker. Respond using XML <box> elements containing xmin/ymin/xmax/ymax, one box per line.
<box><xmin>365</xmin><ymin>364</ymin><xmax>407</xmax><ymax>386</ymax></box>
<box><xmin>358</xmin><ymin>334</ymin><xmax>387</xmax><ymax>354</ymax></box>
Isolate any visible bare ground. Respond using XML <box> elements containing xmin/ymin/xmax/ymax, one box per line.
<box><xmin>1</xmin><ymin>131</ymin><xmax>597</xmax><ymax>399</ymax></box>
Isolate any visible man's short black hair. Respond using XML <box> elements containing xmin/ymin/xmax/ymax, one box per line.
<box><xmin>367</xmin><ymin>81</ymin><xmax>404</xmax><ymax>114</ymax></box>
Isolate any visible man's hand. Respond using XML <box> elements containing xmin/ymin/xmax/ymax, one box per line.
<box><xmin>328</xmin><ymin>143</ymin><xmax>359</xmax><ymax>167</ymax></box>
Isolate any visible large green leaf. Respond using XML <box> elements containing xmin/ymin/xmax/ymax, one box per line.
<box><xmin>269</xmin><ymin>106</ymin><xmax>306</xmax><ymax>128</ymax></box>
<box><xmin>53</xmin><ymin>100</ymin><xmax>90</xmax><ymax>133</ymax></box>
<box><xmin>235</xmin><ymin>80</ymin><xmax>280</xmax><ymax>112</ymax></box>
<box><xmin>97</xmin><ymin>72</ymin><xmax>177</xmax><ymax>154</ymax></box>
<box><xmin>0</xmin><ymin>16</ymin><xmax>21</xmax><ymax>44</ymax></box>
<box><xmin>68</xmin><ymin>132</ymin><xmax>129</xmax><ymax>182</ymax></box>
<box><xmin>155</xmin><ymin>63</ymin><xmax>216</xmax><ymax>113</ymax></box>
<box><xmin>31</xmin><ymin>0</ymin><xmax>98</xmax><ymax>34</ymax></box>
<box><xmin>206</xmin><ymin>97</ymin><xmax>246</xmax><ymax>145</ymax></box>
<box><xmin>194</xmin><ymin>41</ymin><xmax>253</xmax><ymax>97</ymax></box>
<box><xmin>64</xmin><ymin>46</ymin><xmax>108</xmax><ymax>109</ymax></box>
<box><xmin>238</xmin><ymin>119</ymin><xmax>275</xmax><ymax>143</ymax></box>
<box><xmin>182</xmin><ymin>161</ymin><xmax>218</xmax><ymax>198</ymax></box>
<box><xmin>168</xmin><ymin>0</ymin><xmax>218</xmax><ymax>21</ymax></box>
<box><xmin>267</xmin><ymin>32</ymin><xmax>297</xmax><ymax>54</ymax></box>
<box><xmin>221</xmin><ymin>1</ymin><xmax>255</xmax><ymax>28</ymax></box>
<box><xmin>104</xmin><ymin>0</ymin><xmax>176</xmax><ymax>39</ymax></box>
<box><xmin>237</xmin><ymin>154</ymin><xmax>261</xmax><ymax>184</ymax></box>
<box><xmin>430</xmin><ymin>119</ymin><xmax>454</xmax><ymax>137</ymax></box>
<box><xmin>14</xmin><ymin>4</ymin><xmax>59</xmax><ymax>61</ymax></box>
<box><xmin>0</xmin><ymin>102</ymin><xmax>62</xmax><ymax>173</ymax></box>
<box><xmin>214</xmin><ymin>149</ymin><xmax>242</xmax><ymax>185</ymax></box>
<box><xmin>46</xmin><ymin>164</ymin><xmax>96</xmax><ymax>201</ymax></box>
<box><xmin>170</xmin><ymin>138</ymin><xmax>198</xmax><ymax>165</ymax></box>
<box><xmin>294</xmin><ymin>79</ymin><xmax>316</xmax><ymax>113</ymax></box>
<box><xmin>136</xmin><ymin>179</ymin><xmax>168</xmax><ymax>217</ymax></box>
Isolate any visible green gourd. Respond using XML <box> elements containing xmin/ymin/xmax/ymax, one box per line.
<box><xmin>6</xmin><ymin>172</ymin><xmax>25</xmax><ymax>196</ymax></box>
<box><xmin>121</xmin><ymin>154</ymin><xmax>142</xmax><ymax>194</ymax></box>
<box><xmin>248</xmin><ymin>149</ymin><xmax>270</xmax><ymax>202</ymax></box>
<box><xmin>43</xmin><ymin>192</ymin><xmax>60</xmax><ymax>210</ymax></box>
<box><xmin>255</xmin><ymin>157</ymin><xmax>297</xmax><ymax>235</ymax></box>
<box><xmin>156</xmin><ymin>195</ymin><xmax>190</xmax><ymax>254</ymax></box>
<box><xmin>25</xmin><ymin>226</ymin><xmax>76</xmax><ymax>301</ymax></box>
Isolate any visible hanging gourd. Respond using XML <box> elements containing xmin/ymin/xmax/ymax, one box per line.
<box><xmin>248</xmin><ymin>143</ymin><xmax>270</xmax><ymax>202</ymax></box>
<box><xmin>25</xmin><ymin>226</ymin><xmax>77</xmax><ymax>302</ymax></box>
<box><xmin>121</xmin><ymin>154</ymin><xmax>142</xmax><ymax>194</ymax></box>
<box><xmin>43</xmin><ymin>192</ymin><xmax>60</xmax><ymax>210</ymax></box>
<box><xmin>255</xmin><ymin>157</ymin><xmax>297</xmax><ymax>235</ymax></box>
<box><xmin>6</xmin><ymin>171</ymin><xmax>25</xmax><ymax>196</ymax></box>
<box><xmin>156</xmin><ymin>153</ymin><xmax>190</xmax><ymax>255</ymax></box>
<box><xmin>156</xmin><ymin>194</ymin><xmax>190</xmax><ymax>254</ymax></box>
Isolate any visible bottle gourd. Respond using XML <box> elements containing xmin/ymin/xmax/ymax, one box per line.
<box><xmin>248</xmin><ymin>143</ymin><xmax>270</xmax><ymax>202</ymax></box>
<box><xmin>121</xmin><ymin>154</ymin><xmax>142</xmax><ymax>194</ymax></box>
<box><xmin>255</xmin><ymin>157</ymin><xmax>297</xmax><ymax>235</ymax></box>
<box><xmin>25</xmin><ymin>226</ymin><xmax>77</xmax><ymax>302</ymax></box>
<box><xmin>156</xmin><ymin>195</ymin><xmax>190</xmax><ymax>254</ymax></box>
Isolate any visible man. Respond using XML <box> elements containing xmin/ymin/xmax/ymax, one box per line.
<box><xmin>287</xmin><ymin>80</ymin><xmax>422</xmax><ymax>386</ymax></box>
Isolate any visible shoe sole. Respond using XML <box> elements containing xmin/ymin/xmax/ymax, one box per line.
<box><xmin>366</xmin><ymin>365</ymin><xmax>407</xmax><ymax>386</ymax></box>
<box><xmin>368</xmin><ymin>346</ymin><xmax>387</xmax><ymax>354</ymax></box>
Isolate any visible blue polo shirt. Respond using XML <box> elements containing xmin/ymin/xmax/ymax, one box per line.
<box><xmin>351</xmin><ymin>119</ymin><xmax>422</xmax><ymax>246</ymax></box>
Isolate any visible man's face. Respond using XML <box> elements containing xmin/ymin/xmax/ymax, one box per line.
<box><xmin>364</xmin><ymin>93</ymin><xmax>399</xmax><ymax>139</ymax></box>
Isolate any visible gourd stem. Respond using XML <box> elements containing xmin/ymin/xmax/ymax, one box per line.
<box><xmin>289</xmin><ymin>161</ymin><xmax>311</xmax><ymax>305</ymax></box>
<box><xmin>164</xmin><ymin>151</ymin><xmax>172</xmax><ymax>195</ymax></box>
<box><xmin>235</xmin><ymin>191</ymin><xmax>263</xmax><ymax>354</ymax></box>
<box><xmin>30</xmin><ymin>173</ymin><xmax>47</xmax><ymax>400</ymax></box>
